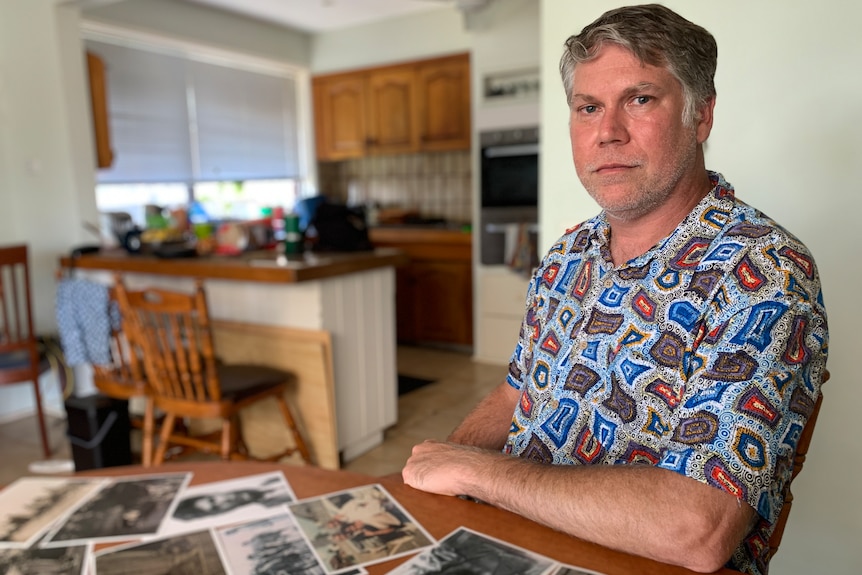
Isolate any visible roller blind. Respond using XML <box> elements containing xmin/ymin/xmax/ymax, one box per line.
<box><xmin>87</xmin><ymin>40</ymin><xmax>300</xmax><ymax>184</ymax></box>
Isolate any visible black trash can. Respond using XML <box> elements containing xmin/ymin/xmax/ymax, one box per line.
<box><xmin>64</xmin><ymin>393</ymin><xmax>132</xmax><ymax>471</ymax></box>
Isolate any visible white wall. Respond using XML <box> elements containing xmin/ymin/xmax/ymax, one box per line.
<box><xmin>541</xmin><ymin>1</ymin><xmax>862</xmax><ymax>573</ymax></box>
<box><xmin>0</xmin><ymin>0</ymin><xmax>98</xmax><ymax>417</ymax></box>
<box><xmin>82</xmin><ymin>0</ymin><xmax>311</xmax><ymax>66</ymax></box>
<box><xmin>311</xmin><ymin>7</ymin><xmax>470</xmax><ymax>74</ymax></box>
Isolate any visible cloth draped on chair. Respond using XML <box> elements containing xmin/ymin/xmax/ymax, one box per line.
<box><xmin>55</xmin><ymin>279</ymin><xmax>120</xmax><ymax>367</ymax></box>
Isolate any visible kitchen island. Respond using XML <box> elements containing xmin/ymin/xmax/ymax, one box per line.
<box><xmin>59</xmin><ymin>248</ymin><xmax>407</xmax><ymax>469</ymax></box>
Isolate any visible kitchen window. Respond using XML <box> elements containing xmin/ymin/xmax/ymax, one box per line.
<box><xmin>84</xmin><ymin>23</ymin><xmax>312</xmax><ymax>223</ymax></box>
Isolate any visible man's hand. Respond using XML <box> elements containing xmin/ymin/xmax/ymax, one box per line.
<box><xmin>402</xmin><ymin>440</ymin><xmax>501</xmax><ymax>497</ymax></box>
<box><xmin>402</xmin><ymin>438</ymin><xmax>755</xmax><ymax>573</ymax></box>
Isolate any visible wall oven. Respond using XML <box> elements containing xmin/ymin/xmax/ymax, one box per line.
<box><xmin>480</xmin><ymin>126</ymin><xmax>539</xmax><ymax>208</ymax></box>
<box><xmin>479</xmin><ymin>126</ymin><xmax>539</xmax><ymax>266</ymax></box>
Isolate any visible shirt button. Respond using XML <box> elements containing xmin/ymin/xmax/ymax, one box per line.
<box><xmin>604</xmin><ymin>278</ymin><xmax>614</xmax><ymax>288</ymax></box>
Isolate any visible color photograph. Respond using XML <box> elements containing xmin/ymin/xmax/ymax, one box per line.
<box><xmin>289</xmin><ymin>484</ymin><xmax>434</xmax><ymax>573</ymax></box>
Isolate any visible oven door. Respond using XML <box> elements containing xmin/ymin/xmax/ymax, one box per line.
<box><xmin>481</xmin><ymin>142</ymin><xmax>539</xmax><ymax>208</ymax></box>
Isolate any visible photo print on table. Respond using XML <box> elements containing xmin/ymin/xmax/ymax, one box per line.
<box><xmin>214</xmin><ymin>512</ymin><xmax>365</xmax><ymax>575</ymax></box>
<box><xmin>159</xmin><ymin>471</ymin><xmax>296</xmax><ymax>537</ymax></box>
<box><xmin>549</xmin><ymin>565</ymin><xmax>608</xmax><ymax>575</ymax></box>
<box><xmin>93</xmin><ymin>529</ymin><xmax>226</xmax><ymax>575</ymax></box>
<box><xmin>0</xmin><ymin>543</ymin><xmax>88</xmax><ymax>575</ymax></box>
<box><xmin>288</xmin><ymin>484</ymin><xmax>434</xmax><ymax>573</ymax></box>
<box><xmin>386</xmin><ymin>527</ymin><xmax>555</xmax><ymax>575</ymax></box>
<box><xmin>41</xmin><ymin>473</ymin><xmax>191</xmax><ymax>547</ymax></box>
<box><xmin>0</xmin><ymin>477</ymin><xmax>106</xmax><ymax>549</ymax></box>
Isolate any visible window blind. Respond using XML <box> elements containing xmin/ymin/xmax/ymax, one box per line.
<box><xmin>87</xmin><ymin>39</ymin><xmax>300</xmax><ymax>184</ymax></box>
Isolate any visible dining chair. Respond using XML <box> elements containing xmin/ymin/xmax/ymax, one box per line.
<box><xmin>0</xmin><ymin>244</ymin><xmax>53</xmax><ymax>458</ymax></box>
<box><xmin>767</xmin><ymin>368</ymin><xmax>830</xmax><ymax>559</ymax></box>
<box><xmin>113</xmin><ymin>278</ymin><xmax>313</xmax><ymax>467</ymax></box>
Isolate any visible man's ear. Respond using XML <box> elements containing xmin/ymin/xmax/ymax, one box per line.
<box><xmin>696</xmin><ymin>96</ymin><xmax>716</xmax><ymax>143</ymax></box>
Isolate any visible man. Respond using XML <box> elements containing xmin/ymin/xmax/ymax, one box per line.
<box><xmin>401</xmin><ymin>5</ymin><xmax>828</xmax><ymax>575</ymax></box>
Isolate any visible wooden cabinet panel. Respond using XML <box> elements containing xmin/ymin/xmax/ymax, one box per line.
<box><xmin>87</xmin><ymin>51</ymin><xmax>114</xmax><ymax>169</ymax></box>
<box><xmin>313</xmin><ymin>53</ymin><xmax>470</xmax><ymax>161</ymax></box>
<box><xmin>370</xmin><ymin>227</ymin><xmax>473</xmax><ymax>348</ymax></box>
<box><xmin>410</xmin><ymin>260</ymin><xmax>473</xmax><ymax>346</ymax></box>
<box><xmin>313</xmin><ymin>74</ymin><xmax>366</xmax><ymax>161</ymax></box>
<box><xmin>366</xmin><ymin>66</ymin><xmax>418</xmax><ymax>155</ymax></box>
<box><xmin>416</xmin><ymin>54</ymin><xmax>471</xmax><ymax>152</ymax></box>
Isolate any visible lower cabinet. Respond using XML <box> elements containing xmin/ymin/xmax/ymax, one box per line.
<box><xmin>371</xmin><ymin>227</ymin><xmax>473</xmax><ymax>348</ymax></box>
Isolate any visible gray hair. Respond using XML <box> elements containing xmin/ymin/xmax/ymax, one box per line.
<box><xmin>559</xmin><ymin>4</ymin><xmax>717</xmax><ymax>125</ymax></box>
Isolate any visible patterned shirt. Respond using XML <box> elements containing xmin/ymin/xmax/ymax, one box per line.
<box><xmin>504</xmin><ymin>172</ymin><xmax>828</xmax><ymax>575</ymax></box>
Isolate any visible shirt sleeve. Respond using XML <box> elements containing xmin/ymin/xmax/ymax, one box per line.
<box><xmin>668</xmin><ymin>283</ymin><xmax>828</xmax><ymax>525</ymax></box>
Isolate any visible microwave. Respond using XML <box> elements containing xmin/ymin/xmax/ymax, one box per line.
<box><xmin>480</xmin><ymin>126</ymin><xmax>539</xmax><ymax>208</ymax></box>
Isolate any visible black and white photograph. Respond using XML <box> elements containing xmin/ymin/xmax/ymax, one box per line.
<box><xmin>0</xmin><ymin>477</ymin><xmax>106</xmax><ymax>549</ymax></box>
<box><xmin>93</xmin><ymin>529</ymin><xmax>227</xmax><ymax>575</ymax></box>
<box><xmin>215</xmin><ymin>512</ymin><xmax>333</xmax><ymax>575</ymax></box>
<box><xmin>160</xmin><ymin>472</ymin><xmax>296</xmax><ymax>537</ymax></box>
<box><xmin>387</xmin><ymin>527</ymin><xmax>555</xmax><ymax>575</ymax></box>
<box><xmin>288</xmin><ymin>484</ymin><xmax>434</xmax><ymax>573</ymax></box>
<box><xmin>0</xmin><ymin>543</ymin><xmax>88</xmax><ymax>575</ymax></box>
<box><xmin>42</xmin><ymin>473</ymin><xmax>190</xmax><ymax>547</ymax></box>
<box><xmin>549</xmin><ymin>564</ymin><xmax>608</xmax><ymax>575</ymax></box>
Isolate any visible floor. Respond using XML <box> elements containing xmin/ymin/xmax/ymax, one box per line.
<box><xmin>0</xmin><ymin>345</ymin><xmax>506</xmax><ymax>485</ymax></box>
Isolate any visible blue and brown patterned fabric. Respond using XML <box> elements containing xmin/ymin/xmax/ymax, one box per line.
<box><xmin>504</xmin><ymin>172</ymin><xmax>828</xmax><ymax>575</ymax></box>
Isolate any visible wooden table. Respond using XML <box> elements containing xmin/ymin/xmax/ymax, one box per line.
<box><xmin>80</xmin><ymin>461</ymin><xmax>740</xmax><ymax>575</ymax></box>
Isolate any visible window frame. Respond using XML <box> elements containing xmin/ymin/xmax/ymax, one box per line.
<box><xmin>81</xmin><ymin>19</ymin><xmax>317</xmax><ymax>197</ymax></box>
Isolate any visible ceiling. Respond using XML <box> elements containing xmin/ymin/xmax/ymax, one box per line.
<box><xmin>181</xmin><ymin>0</ymin><xmax>469</xmax><ymax>33</ymax></box>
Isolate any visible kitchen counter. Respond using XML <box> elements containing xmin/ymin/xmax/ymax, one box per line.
<box><xmin>59</xmin><ymin>247</ymin><xmax>407</xmax><ymax>283</ymax></box>
<box><xmin>369</xmin><ymin>224</ymin><xmax>474</xmax><ymax>348</ymax></box>
<box><xmin>58</xmin><ymin>246</ymin><xmax>406</xmax><ymax>469</ymax></box>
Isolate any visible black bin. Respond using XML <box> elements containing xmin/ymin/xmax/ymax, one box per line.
<box><xmin>64</xmin><ymin>393</ymin><xmax>132</xmax><ymax>471</ymax></box>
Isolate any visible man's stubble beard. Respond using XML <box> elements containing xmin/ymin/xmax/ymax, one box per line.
<box><xmin>581</xmin><ymin>130</ymin><xmax>699</xmax><ymax>223</ymax></box>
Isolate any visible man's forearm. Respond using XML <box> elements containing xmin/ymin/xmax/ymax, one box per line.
<box><xmin>447</xmin><ymin>381</ymin><xmax>520</xmax><ymax>449</ymax></box>
<box><xmin>403</xmin><ymin>443</ymin><xmax>754</xmax><ymax>573</ymax></box>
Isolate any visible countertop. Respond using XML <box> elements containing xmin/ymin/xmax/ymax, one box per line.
<box><xmin>368</xmin><ymin>224</ymin><xmax>472</xmax><ymax>246</ymax></box>
<box><xmin>58</xmin><ymin>247</ymin><xmax>407</xmax><ymax>284</ymax></box>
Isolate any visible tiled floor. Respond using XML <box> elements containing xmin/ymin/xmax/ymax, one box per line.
<box><xmin>0</xmin><ymin>346</ymin><xmax>506</xmax><ymax>484</ymax></box>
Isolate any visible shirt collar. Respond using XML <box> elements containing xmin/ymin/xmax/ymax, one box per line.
<box><xmin>587</xmin><ymin>171</ymin><xmax>735</xmax><ymax>269</ymax></box>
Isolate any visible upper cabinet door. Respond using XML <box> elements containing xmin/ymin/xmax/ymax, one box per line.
<box><xmin>87</xmin><ymin>51</ymin><xmax>114</xmax><ymax>169</ymax></box>
<box><xmin>312</xmin><ymin>53</ymin><xmax>471</xmax><ymax>161</ymax></box>
<box><xmin>313</xmin><ymin>73</ymin><xmax>367</xmax><ymax>161</ymax></box>
<box><xmin>415</xmin><ymin>53</ymin><xmax>472</xmax><ymax>152</ymax></box>
<box><xmin>366</xmin><ymin>65</ymin><xmax>418</xmax><ymax>156</ymax></box>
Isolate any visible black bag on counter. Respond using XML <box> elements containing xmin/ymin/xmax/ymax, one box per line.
<box><xmin>309</xmin><ymin>201</ymin><xmax>373</xmax><ymax>252</ymax></box>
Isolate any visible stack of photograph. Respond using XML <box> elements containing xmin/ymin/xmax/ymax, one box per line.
<box><xmin>0</xmin><ymin>471</ymin><xmax>605</xmax><ymax>574</ymax></box>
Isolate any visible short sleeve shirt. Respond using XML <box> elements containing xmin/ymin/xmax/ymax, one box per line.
<box><xmin>504</xmin><ymin>172</ymin><xmax>828</xmax><ymax>575</ymax></box>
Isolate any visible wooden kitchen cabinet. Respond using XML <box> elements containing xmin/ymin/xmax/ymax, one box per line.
<box><xmin>370</xmin><ymin>227</ymin><xmax>473</xmax><ymax>348</ymax></box>
<box><xmin>415</xmin><ymin>53</ymin><xmax>472</xmax><ymax>152</ymax></box>
<box><xmin>313</xmin><ymin>53</ymin><xmax>470</xmax><ymax>161</ymax></box>
<box><xmin>87</xmin><ymin>51</ymin><xmax>114</xmax><ymax>169</ymax></box>
<box><xmin>312</xmin><ymin>73</ymin><xmax>367</xmax><ymax>161</ymax></box>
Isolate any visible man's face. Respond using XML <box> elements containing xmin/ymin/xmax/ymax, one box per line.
<box><xmin>568</xmin><ymin>44</ymin><xmax>713</xmax><ymax>223</ymax></box>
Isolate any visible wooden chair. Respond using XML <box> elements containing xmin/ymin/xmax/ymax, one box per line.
<box><xmin>0</xmin><ymin>244</ymin><xmax>53</xmax><ymax>458</ymax></box>
<box><xmin>113</xmin><ymin>278</ymin><xmax>313</xmax><ymax>467</ymax></box>
<box><xmin>91</xmin><ymin>287</ymin><xmax>155</xmax><ymax>466</ymax></box>
<box><xmin>767</xmin><ymin>369</ymin><xmax>830</xmax><ymax>559</ymax></box>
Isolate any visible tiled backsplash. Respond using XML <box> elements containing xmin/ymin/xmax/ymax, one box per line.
<box><xmin>317</xmin><ymin>150</ymin><xmax>473</xmax><ymax>223</ymax></box>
